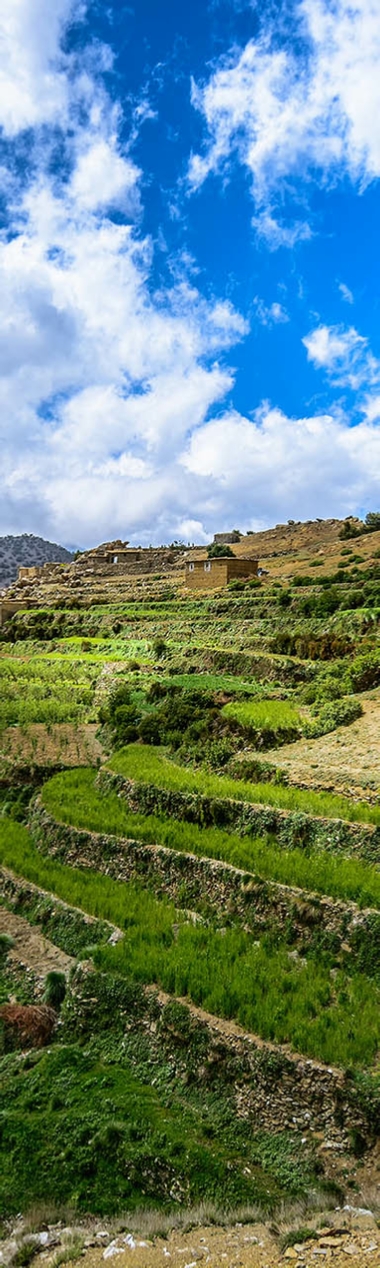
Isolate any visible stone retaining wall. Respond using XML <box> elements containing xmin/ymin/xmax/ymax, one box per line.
<box><xmin>65</xmin><ymin>965</ymin><xmax>378</xmax><ymax>1146</ymax></box>
<box><xmin>0</xmin><ymin>865</ymin><xmax>111</xmax><ymax>955</ymax></box>
<box><xmin>98</xmin><ymin>767</ymin><xmax>380</xmax><ymax>862</ymax></box>
<box><xmin>3</xmin><ymin>849</ymin><xmax>378</xmax><ymax>1147</ymax></box>
<box><xmin>30</xmin><ymin>802</ymin><xmax>380</xmax><ymax>974</ymax></box>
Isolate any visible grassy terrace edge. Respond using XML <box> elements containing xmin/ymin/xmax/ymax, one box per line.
<box><xmin>107</xmin><ymin>745</ymin><xmax>380</xmax><ymax>828</ymax></box>
<box><xmin>2</xmin><ymin>815</ymin><xmax>380</xmax><ymax>1068</ymax></box>
<box><xmin>40</xmin><ymin>768</ymin><xmax>380</xmax><ymax>909</ymax></box>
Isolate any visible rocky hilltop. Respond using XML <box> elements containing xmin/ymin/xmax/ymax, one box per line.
<box><xmin>0</xmin><ymin>534</ymin><xmax>73</xmax><ymax>590</ymax></box>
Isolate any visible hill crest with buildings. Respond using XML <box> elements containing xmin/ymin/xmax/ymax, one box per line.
<box><xmin>2</xmin><ymin>515</ymin><xmax>380</xmax><ymax>620</ymax></box>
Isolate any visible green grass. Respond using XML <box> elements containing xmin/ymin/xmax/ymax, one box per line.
<box><xmin>157</xmin><ymin>673</ymin><xmax>268</xmax><ymax>696</ymax></box>
<box><xmin>0</xmin><ymin>657</ymin><xmax>98</xmax><ymax>729</ymax></box>
<box><xmin>108</xmin><ymin>744</ymin><xmax>380</xmax><ymax>827</ymax></box>
<box><xmin>1</xmin><ymin>1039</ymin><xmax>295</xmax><ymax>1216</ymax></box>
<box><xmin>42</xmin><ymin>769</ymin><xmax>380</xmax><ymax>910</ymax></box>
<box><xmin>0</xmin><ymin>817</ymin><xmax>379</xmax><ymax>1067</ymax></box>
<box><xmin>222</xmin><ymin>699</ymin><xmax>301</xmax><ymax>731</ymax></box>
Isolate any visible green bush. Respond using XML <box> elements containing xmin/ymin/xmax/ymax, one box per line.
<box><xmin>348</xmin><ymin>651</ymin><xmax>380</xmax><ymax>692</ymax></box>
<box><xmin>43</xmin><ymin>970</ymin><xmax>66</xmax><ymax>1010</ymax></box>
<box><xmin>303</xmin><ymin>697</ymin><xmax>363</xmax><ymax>738</ymax></box>
<box><xmin>207</xmin><ymin>543</ymin><xmax>235</xmax><ymax>558</ymax></box>
<box><xmin>0</xmin><ymin>933</ymin><xmax>14</xmax><ymax>963</ymax></box>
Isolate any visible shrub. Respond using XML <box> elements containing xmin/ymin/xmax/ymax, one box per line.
<box><xmin>43</xmin><ymin>971</ymin><xmax>66</xmax><ymax>1010</ymax></box>
<box><xmin>138</xmin><ymin>715</ymin><xmax>162</xmax><ymax>744</ymax></box>
<box><xmin>207</xmin><ymin>543</ymin><xmax>235</xmax><ymax>558</ymax></box>
<box><xmin>303</xmin><ymin>697</ymin><xmax>362</xmax><ymax>738</ymax></box>
<box><xmin>348</xmin><ymin>651</ymin><xmax>380</xmax><ymax>692</ymax></box>
<box><xmin>0</xmin><ymin>933</ymin><xmax>14</xmax><ymax>963</ymax></box>
<box><xmin>365</xmin><ymin>511</ymin><xmax>380</xmax><ymax>531</ymax></box>
<box><xmin>152</xmin><ymin>638</ymin><xmax>168</xmax><ymax>659</ymax></box>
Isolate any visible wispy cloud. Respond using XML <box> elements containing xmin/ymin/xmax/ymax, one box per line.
<box><xmin>188</xmin><ymin>0</ymin><xmax>380</xmax><ymax>242</ymax></box>
<box><xmin>254</xmin><ymin>298</ymin><xmax>289</xmax><ymax>325</ymax></box>
<box><xmin>303</xmin><ymin>323</ymin><xmax>380</xmax><ymax>391</ymax></box>
<box><xmin>338</xmin><ymin>281</ymin><xmax>354</xmax><ymax>304</ymax></box>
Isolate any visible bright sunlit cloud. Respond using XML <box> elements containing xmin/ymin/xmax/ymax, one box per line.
<box><xmin>0</xmin><ymin>0</ymin><xmax>379</xmax><ymax>544</ymax></box>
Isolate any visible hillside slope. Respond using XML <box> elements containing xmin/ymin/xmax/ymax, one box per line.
<box><xmin>0</xmin><ymin>534</ymin><xmax>73</xmax><ymax>589</ymax></box>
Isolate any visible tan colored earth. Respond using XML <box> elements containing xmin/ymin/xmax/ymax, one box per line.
<box><xmin>0</xmin><ymin>907</ymin><xmax>74</xmax><ymax>981</ymax></box>
<box><xmin>0</xmin><ymin>722</ymin><xmax>104</xmax><ymax>768</ymax></box>
<box><xmin>49</xmin><ymin>1211</ymin><xmax>380</xmax><ymax>1268</ymax></box>
<box><xmin>254</xmin><ymin>694</ymin><xmax>380</xmax><ymax>798</ymax></box>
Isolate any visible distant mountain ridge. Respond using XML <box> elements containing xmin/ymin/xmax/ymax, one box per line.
<box><xmin>0</xmin><ymin>534</ymin><xmax>74</xmax><ymax>589</ymax></box>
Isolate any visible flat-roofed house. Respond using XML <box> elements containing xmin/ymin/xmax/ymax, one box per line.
<box><xmin>184</xmin><ymin>557</ymin><xmax>259</xmax><ymax>590</ymax></box>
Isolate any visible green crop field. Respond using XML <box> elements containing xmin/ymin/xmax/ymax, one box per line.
<box><xmin>1</xmin><ymin>819</ymin><xmax>380</xmax><ymax>1068</ymax></box>
<box><xmin>41</xmin><ymin>769</ymin><xmax>380</xmax><ymax>909</ymax></box>
<box><xmin>108</xmin><ymin>744</ymin><xmax>380</xmax><ymax>826</ymax></box>
<box><xmin>221</xmin><ymin>698</ymin><xmax>302</xmax><ymax>732</ymax></box>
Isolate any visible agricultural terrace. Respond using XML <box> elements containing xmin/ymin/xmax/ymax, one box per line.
<box><xmin>1</xmin><ymin>521</ymin><xmax>380</xmax><ymax>1218</ymax></box>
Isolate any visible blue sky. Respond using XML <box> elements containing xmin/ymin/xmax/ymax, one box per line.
<box><xmin>0</xmin><ymin>0</ymin><xmax>380</xmax><ymax>547</ymax></box>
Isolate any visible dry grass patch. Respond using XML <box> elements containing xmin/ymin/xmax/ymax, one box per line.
<box><xmin>0</xmin><ymin>723</ymin><xmax>105</xmax><ymax>767</ymax></box>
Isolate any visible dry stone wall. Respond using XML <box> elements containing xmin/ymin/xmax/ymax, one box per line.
<box><xmin>30</xmin><ymin>802</ymin><xmax>380</xmax><ymax>974</ymax></box>
<box><xmin>63</xmin><ymin>964</ymin><xmax>378</xmax><ymax>1147</ymax></box>
<box><xmin>98</xmin><ymin>768</ymin><xmax>380</xmax><ymax>861</ymax></box>
<box><xmin>5</xmin><ymin>831</ymin><xmax>379</xmax><ymax>1148</ymax></box>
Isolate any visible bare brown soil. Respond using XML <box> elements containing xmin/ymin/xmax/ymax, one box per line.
<box><xmin>0</xmin><ymin>907</ymin><xmax>74</xmax><ymax>980</ymax></box>
<box><xmin>0</xmin><ymin>723</ymin><xmax>104</xmax><ymax>767</ymax></box>
<box><xmin>259</xmin><ymin>694</ymin><xmax>380</xmax><ymax>798</ymax></box>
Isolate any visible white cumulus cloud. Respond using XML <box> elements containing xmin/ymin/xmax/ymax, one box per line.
<box><xmin>181</xmin><ymin>406</ymin><xmax>380</xmax><ymax>525</ymax></box>
<box><xmin>189</xmin><ymin>0</ymin><xmax>380</xmax><ymax>239</ymax></box>
<box><xmin>0</xmin><ymin>0</ymin><xmax>248</xmax><ymax>546</ymax></box>
<box><xmin>0</xmin><ymin>0</ymin><xmax>379</xmax><ymax>547</ymax></box>
<box><xmin>303</xmin><ymin>323</ymin><xmax>380</xmax><ymax>390</ymax></box>
<box><xmin>0</xmin><ymin>0</ymin><xmax>77</xmax><ymax>135</ymax></box>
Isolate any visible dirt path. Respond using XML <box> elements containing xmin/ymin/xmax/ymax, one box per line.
<box><xmin>259</xmin><ymin>694</ymin><xmax>380</xmax><ymax>798</ymax></box>
<box><xmin>0</xmin><ymin>908</ymin><xmax>74</xmax><ymax>981</ymax></box>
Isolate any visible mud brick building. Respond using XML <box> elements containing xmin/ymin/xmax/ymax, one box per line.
<box><xmin>185</xmin><ymin>557</ymin><xmax>259</xmax><ymax>590</ymax></box>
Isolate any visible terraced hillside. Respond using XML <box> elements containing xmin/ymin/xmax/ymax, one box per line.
<box><xmin>0</xmin><ymin>518</ymin><xmax>379</xmax><ymax>1249</ymax></box>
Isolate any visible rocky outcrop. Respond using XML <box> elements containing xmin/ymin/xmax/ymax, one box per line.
<box><xmin>0</xmin><ymin>534</ymin><xmax>73</xmax><ymax>589</ymax></box>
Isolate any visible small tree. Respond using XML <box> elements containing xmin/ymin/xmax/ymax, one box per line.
<box><xmin>365</xmin><ymin>511</ymin><xmax>380</xmax><ymax>531</ymax></box>
<box><xmin>207</xmin><ymin>543</ymin><xmax>235</xmax><ymax>559</ymax></box>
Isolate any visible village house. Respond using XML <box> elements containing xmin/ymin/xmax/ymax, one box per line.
<box><xmin>184</xmin><ymin>557</ymin><xmax>259</xmax><ymax>590</ymax></box>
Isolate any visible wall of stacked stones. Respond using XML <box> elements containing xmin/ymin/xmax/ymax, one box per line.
<box><xmin>97</xmin><ymin>769</ymin><xmax>380</xmax><ymax>862</ymax></box>
<box><xmin>30</xmin><ymin>801</ymin><xmax>380</xmax><ymax>976</ymax></box>
<box><xmin>66</xmin><ymin>964</ymin><xmax>377</xmax><ymax>1147</ymax></box>
<box><xmin>7</xmin><ymin>823</ymin><xmax>379</xmax><ymax>1145</ymax></box>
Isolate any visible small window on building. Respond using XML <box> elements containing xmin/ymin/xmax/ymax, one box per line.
<box><xmin>188</xmin><ymin>562</ymin><xmax>194</xmax><ymax>572</ymax></box>
<box><xmin>113</xmin><ymin>555</ymin><xmax>118</xmax><ymax>564</ymax></box>
<box><xmin>204</xmin><ymin>561</ymin><xmax>211</xmax><ymax>572</ymax></box>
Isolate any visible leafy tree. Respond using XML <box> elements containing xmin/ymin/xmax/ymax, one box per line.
<box><xmin>365</xmin><ymin>511</ymin><xmax>380</xmax><ymax>531</ymax></box>
<box><xmin>207</xmin><ymin>543</ymin><xmax>235</xmax><ymax>558</ymax></box>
